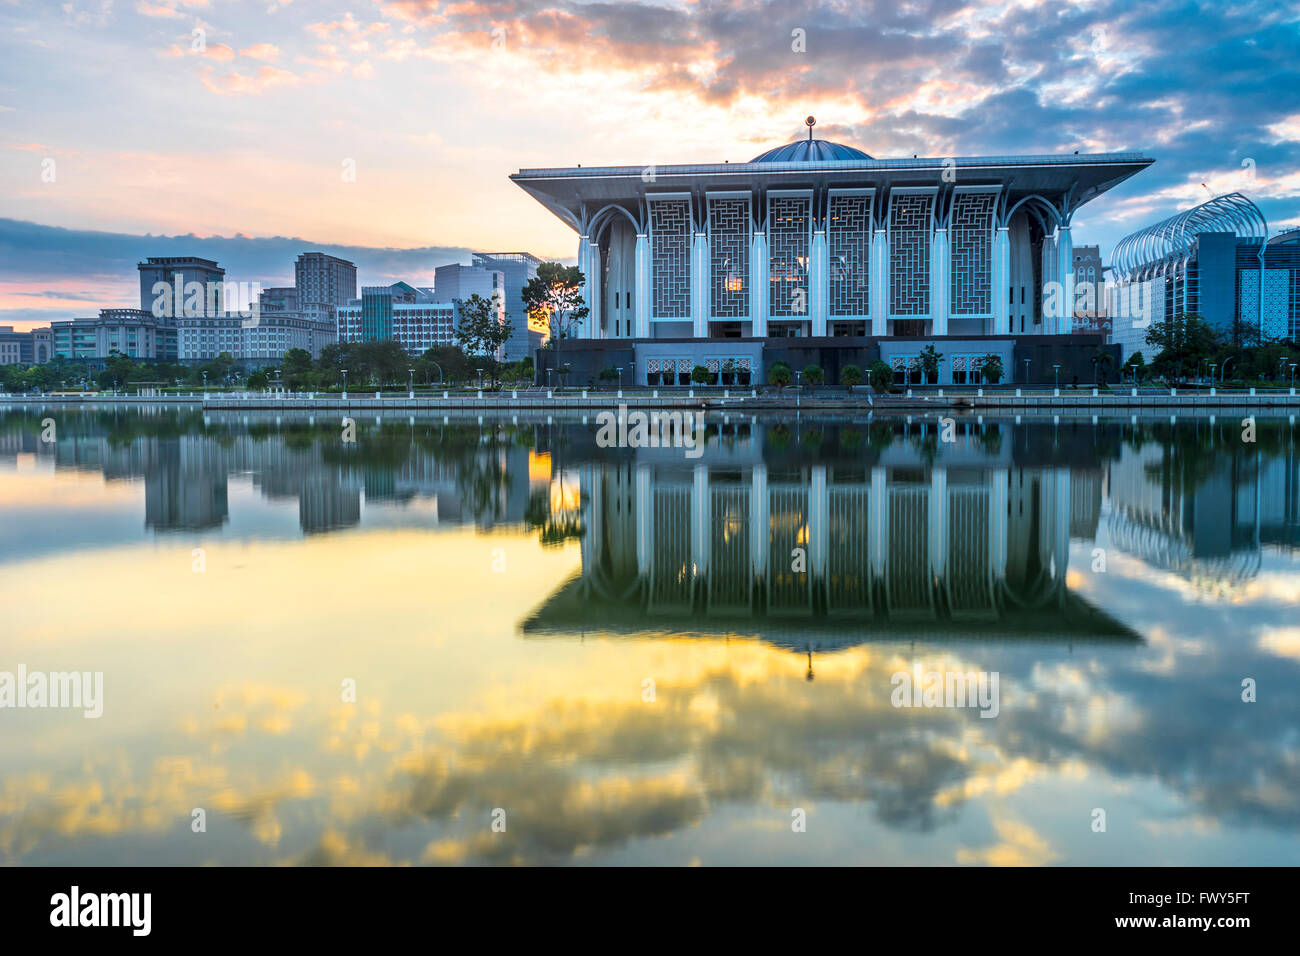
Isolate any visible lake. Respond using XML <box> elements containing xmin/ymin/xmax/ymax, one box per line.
<box><xmin>1</xmin><ymin>404</ymin><xmax>1297</xmax><ymax>865</ymax></box>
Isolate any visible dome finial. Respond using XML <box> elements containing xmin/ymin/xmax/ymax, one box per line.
<box><xmin>805</xmin><ymin>115</ymin><xmax>816</xmax><ymax>142</ymax></box>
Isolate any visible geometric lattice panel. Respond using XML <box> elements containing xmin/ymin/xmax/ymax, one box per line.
<box><xmin>649</xmin><ymin>199</ymin><xmax>691</xmax><ymax>319</ymax></box>
<box><xmin>889</xmin><ymin>193</ymin><xmax>933</xmax><ymax>316</ymax></box>
<box><xmin>828</xmin><ymin>193</ymin><xmax>870</xmax><ymax>316</ymax></box>
<box><xmin>768</xmin><ymin>195</ymin><xmax>810</xmax><ymax>317</ymax></box>
<box><xmin>709</xmin><ymin>197</ymin><xmax>751</xmax><ymax>319</ymax></box>
<box><xmin>949</xmin><ymin>191</ymin><xmax>996</xmax><ymax>315</ymax></box>
<box><xmin>1238</xmin><ymin>269</ymin><xmax>1291</xmax><ymax>341</ymax></box>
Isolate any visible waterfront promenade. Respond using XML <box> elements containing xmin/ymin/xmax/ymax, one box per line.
<box><xmin>5</xmin><ymin>385</ymin><xmax>1300</xmax><ymax>415</ymax></box>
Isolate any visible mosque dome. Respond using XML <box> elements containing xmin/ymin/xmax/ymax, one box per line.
<box><xmin>749</xmin><ymin>139</ymin><xmax>873</xmax><ymax>162</ymax></box>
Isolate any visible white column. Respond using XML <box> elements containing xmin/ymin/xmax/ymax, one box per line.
<box><xmin>588</xmin><ymin>238</ymin><xmax>603</xmax><ymax>338</ymax></box>
<box><xmin>992</xmin><ymin>226</ymin><xmax>1010</xmax><ymax>335</ymax></box>
<box><xmin>751</xmin><ymin>464</ymin><xmax>768</xmax><ymax>583</ymax></box>
<box><xmin>988</xmin><ymin>468</ymin><xmax>1008</xmax><ymax>585</ymax></box>
<box><xmin>635</xmin><ymin>465</ymin><xmax>653</xmax><ymax>584</ymax></box>
<box><xmin>870</xmin><ymin>467</ymin><xmax>888</xmax><ymax>580</ymax></box>
<box><xmin>691</xmin><ymin>464</ymin><xmax>710</xmax><ymax>591</ymax></box>
<box><xmin>1056</xmin><ymin>224</ymin><xmax>1074</xmax><ymax>335</ymax></box>
<box><xmin>691</xmin><ymin>232</ymin><xmax>710</xmax><ymax>338</ymax></box>
<box><xmin>931</xmin><ymin>227</ymin><xmax>949</xmax><ymax>336</ymax></box>
<box><xmin>810</xmin><ymin>229</ymin><xmax>828</xmax><ymax>337</ymax></box>
<box><xmin>577</xmin><ymin>236</ymin><xmax>597</xmax><ymax>340</ymax></box>
<box><xmin>634</xmin><ymin>233</ymin><xmax>650</xmax><ymax>338</ymax></box>
<box><xmin>810</xmin><ymin>465</ymin><xmax>829</xmax><ymax>579</ymax></box>
<box><xmin>871</xmin><ymin>229</ymin><xmax>888</xmax><ymax>336</ymax></box>
<box><xmin>750</xmin><ymin>231</ymin><xmax>769</xmax><ymax>337</ymax></box>
<box><xmin>1040</xmin><ymin>232</ymin><xmax>1057</xmax><ymax>336</ymax></box>
<box><xmin>928</xmin><ymin>467</ymin><xmax>948</xmax><ymax>580</ymax></box>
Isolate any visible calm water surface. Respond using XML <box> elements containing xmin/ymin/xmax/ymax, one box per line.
<box><xmin>1</xmin><ymin>405</ymin><xmax>1298</xmax><ymax>865</ymax></box>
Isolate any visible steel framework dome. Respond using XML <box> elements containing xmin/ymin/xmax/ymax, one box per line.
<box><xmin>1111</xmin><ymin>192</ymin><xmax>1266</xmax><ymax>280</ymax></box>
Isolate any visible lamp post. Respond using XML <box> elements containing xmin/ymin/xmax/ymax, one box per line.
<box><xmin>476</xmin><ymin>368</ymin><xmax>483</xmax><ymax>389</ymax></box>
<box><xmin>1220</xmin><ymin>356</ymin><xmax>1237</xmax><ymax>383</ymax></box>
<box><xmin>341</xmin><ymin>368</ymin><xmax>348</xmax><ymax>398</ymax></box>
<box><xmin>1052</xmin><ymin>364</ymin><xmax>1060</xmax><ymax>389</ymax></box>
<box><xmin>1209</xmin><ymin>363</ymin><xmax>1217</xmax><ymax>384</ymax></box>
<box><xmin>408</xmin><ymin>367</ymin><xmax>414</xmax><ymax>396</ymax></box>
<box><xmin>794</xmin><ymin>369</ymin><xmax>803</xmax><ymax>409</ymax></box>
<box><xmin>1023</xmin><ymin>358</ymin><xmax>1031</xmax><ymax>385</ymax></box>
<box><xmin>202</xmin><ymin>371</ymin><xmax>207</xmax><ymax>391</ymax></box>
<box><xmin>1290</xmin><ymin>362</ymin><xmax>1297</xmax><ymax>387</ymax></box>
<box><xmin>615</xmin><ymin>366</ymin><xmax>623</xmax><ymax>389</ymax></box>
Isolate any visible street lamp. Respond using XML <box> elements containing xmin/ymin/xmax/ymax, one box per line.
<box><xmin>341</xmin><ymin>368</ymin><xmax>348</xmax><ymax>395</ymax></box>
<box><xmin>476</xmin><ymin>368</ymin><xmax>483</xmax><ymax>389</ymax></box>
<box><xmin>408</xmin><ymin>367</ymin><xmax>414</xmax><ymax>394</ymax></box>
<box><xmin>1052</xmin><ymin>363</ymin><xmax>1061</xmax><ymax>389</ymax></box>
<box><xmin>202</xmin><ymin>371</ymin><xmax>207</xmax><ymax>391</ymax></box>
<box><xmin>794</xmin><ymin>369</ymin><xmax>803</xmax><ymax>409</ymax></box>
<box><xmin>615</xmin><ymin>366</ymin><xmax>623</xmax><ymax>389</ymax></box>
<box><xmin>1290</xmin><ymin>362</ymin><xmax>1297</xmax><ymax>386</ymax></box>
<box><xmin>1023</xmin><ymin>358</ymin><xmax>1031</xmax><ymax>384</ymax></box>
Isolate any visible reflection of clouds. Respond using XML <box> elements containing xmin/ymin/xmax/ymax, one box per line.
<box><xmin>5</xmin><ymin>612</ymin><xmax>1300</xmax><ymax>862</ymax></box>
<box><xmin>957</xmin><ymin>818</ymin><xmax>1060</xmax><ymax>866</ymax></box>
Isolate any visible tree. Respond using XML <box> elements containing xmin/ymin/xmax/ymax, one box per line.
<box><xmin>1091</xmin><ymin>348</ymin><xmax>1113</xmax><ymax>385</ymax></box>
<box><xmin>690</xmin><ymin>364</ymin><xmax>712</xmax><ymax>385</ymax></box>
<box><xmin>868</xmin><ymin>360</ymin><xmax>893</xmax><ymax>394</ymax></box>
<box><xmin>453</xmin><ymin>293</ymin><xmax>513</xmax><ymax>387</ymax></box>
<box><xmin>282</xmin><ymin>348</ymin><xmax>312</xmax><ymax>376</ymax></box>
<box><xmin>246</xmin><ymin>370</ymin><xmax>269</xmax><ymax>390</ymax></box>
<box><xmin>840</xmin><ymin>364</ymin><xmax>863</xmax><ymax>387</ymax></box>
<box><xmin>802</xmin><ymin>363</ymin><xmax>824</xmax><ymax>385</ymax></box>
<box><xmin>919</xmin><ymin>344</ymin><xmax>943</xmax><ymax>384</ymax></box>
<box><xmin>768</xmin><ymin>361</ymin><xmax>792</xmax><ymax>388</ymax></box>
<box><xmin>1145</xmin><ymin>312</ymin><xmax>1219</xmax><ymax>382</ymax></box>
<box><xmin>980</xmin><ymin>354</ymin><xmax>1004</xmax><ymax>384</ymax></box>
<box><xmin>523</xmin><ymin>263</ymin><xmax>589</xmax><ymax>344</ymax></box>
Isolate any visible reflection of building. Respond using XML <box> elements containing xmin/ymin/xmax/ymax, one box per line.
<box><xmin>526</xmin><ymin>461</ymin><xmax>1134</xmax><ymax>650</ymax></box>
<box><xmin>1106</xmin><ymin>439</ymin><xmax>1300</xmax><ymax>592</ymax></box>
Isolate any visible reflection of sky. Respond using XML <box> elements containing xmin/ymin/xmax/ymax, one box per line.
<box><xmin>2</xmin><ymin>422</ymin><xmax>1300</xmax><ymax>864</ymax></box>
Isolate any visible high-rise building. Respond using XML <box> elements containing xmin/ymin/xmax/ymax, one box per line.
<box><xmin>1110</xmin><ymin>194</ymin><xmax>1300</xmax><ymax>359</ymax></box>
<box><xmin>432</xmin><ymin>262</ymin><xmax>507</xmax><ymax>346</ymax></box>
<box><xmin>295</xmin><ymin>253</ymin><xmax>357</xmax><ymax>325</ymax></box>
<box><xmin>471</xmin><ymin>252</ymin><xmax>544</xmax><ymax>362</ymax></box>
<box><xmin>258</xmin><ymin>287</ymin><xmax>298</xmax><ymax>312</ymax></box>
<box><xmin>138</xmin><ymin>257</ymin><xmax>226</xmax><ymax>315</ymax></box>
<box><xmin>337</xmin><ymin>282</ymin><xmax>455</xmax><ymax>355</ymax></box>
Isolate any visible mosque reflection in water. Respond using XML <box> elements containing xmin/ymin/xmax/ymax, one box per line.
<box><xmin>2</xmin><ymin>407</ymin><xmax>1296</xmax><ymax>641</ymax></box>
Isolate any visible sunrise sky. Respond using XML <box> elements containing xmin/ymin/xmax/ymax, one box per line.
<box><xmin>1</xmin><ymin>0</ymin><xmax>1298</xmax><ymax>331</ymax></box>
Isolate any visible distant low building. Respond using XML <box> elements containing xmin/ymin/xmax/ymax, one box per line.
<box><xmin>52</xmin><ymin>309</ymin><xmax>178</xmax><ymax>361</ymax></box>
<box><xmin>1070</xmin><ymin>244</ymin><xmax>1111</xmax><ymax>336</ymax></box>
<box><xmin>0</xmin><ymin>325</ymin><xmax>52</xmax><ymax>365</ymax></box>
